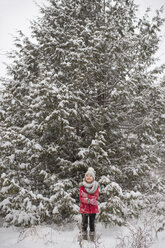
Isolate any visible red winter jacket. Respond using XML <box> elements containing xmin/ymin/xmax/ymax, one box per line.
<box><xmin>79</xmin><ymin>186</ymin><xmax>99</xmax><ymax>214</ymax></box>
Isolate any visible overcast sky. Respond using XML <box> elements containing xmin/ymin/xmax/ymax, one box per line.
<box><xmin>0</xmin><ymin>0</ymin><xmax>165</xmax><ymax>79</ymax></box>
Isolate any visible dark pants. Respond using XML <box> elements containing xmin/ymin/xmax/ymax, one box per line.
<box><xmin>82</xmin><ymin>214</ymin><xmax>96</xmax><ymax>232</ymax></box>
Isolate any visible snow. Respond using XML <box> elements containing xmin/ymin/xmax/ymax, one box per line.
<box><xmin>0</xmin><ymin>217</ymin><xmax>165</xmax><ymax>248</ymax></box>
<box><xmin>0</xmin><ymin>222</ymin><xmax>116</xmax><ymax>248</ymax></box>
<box><xmin>151</xmin><ymin>230</ymin><xmax>165</xmax><ymax>248</ymax></box>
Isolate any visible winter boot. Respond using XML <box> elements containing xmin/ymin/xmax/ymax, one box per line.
<box><xmin>89</xmin><ymin>231</ymin><xmax>95</xmax><ymax>242</ymax></box>
<box><xmin>82</xmin><ymin>231</ymin><xmax>88</xmax><ymax>240</ymax></box>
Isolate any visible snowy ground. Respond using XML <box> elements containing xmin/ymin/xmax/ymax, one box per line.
<box><xmin>0</xmin><ymin>216</ymin><xmax>165</xmax><ymax>248</ymax></box>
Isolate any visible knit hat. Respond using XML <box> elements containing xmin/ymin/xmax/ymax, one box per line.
<box><xmin>85</xmin><ymin>167</ymin><xmax>96</xmax><ymax>180</ymax></box>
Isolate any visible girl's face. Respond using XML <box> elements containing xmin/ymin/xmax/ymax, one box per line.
<box><xmin>85</xmin><ymin>174</ymin><xmax>94</xmax><ymax>183</ymax></box>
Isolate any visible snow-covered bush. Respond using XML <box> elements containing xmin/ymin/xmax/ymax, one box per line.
<box><xmin>50</xmin><ymin>181</ymin><xmax>79</xmax><ymax>224</ymax></box>
<box><xmin>99</xmin><ymin>179</ymin><xmax>143</xmax><ymax>225</ymax></box>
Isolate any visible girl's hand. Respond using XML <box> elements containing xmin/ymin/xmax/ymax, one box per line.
<box><xmin>89</xmin><ymin>199</ymin><xmax>98</xmax><ymax>206</ymax></box>
<box><xmin>81</xmin><ymin>191</ymin><xmax>88</xmax><ymax>198</ymax></box>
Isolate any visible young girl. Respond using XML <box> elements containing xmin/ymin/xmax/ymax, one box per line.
<box><xmin>79</xmin><ymin>167</ymin><xmax>99</xmax><ymax>241</ymax></box>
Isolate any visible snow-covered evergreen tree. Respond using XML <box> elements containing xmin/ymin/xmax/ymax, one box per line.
<box><xmin>0</xmin><ymin>0</ymin><xmax>165</xmax><ymax>226</ymax></box>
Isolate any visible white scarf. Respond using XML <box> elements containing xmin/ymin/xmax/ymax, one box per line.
<box><xmin>81</xmin><ymin>181</ymin><xmax>98</xmax><ymax>194</ymax></box>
